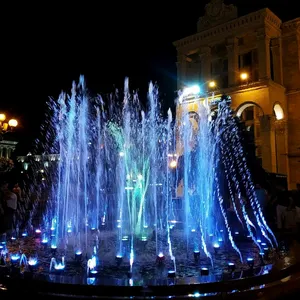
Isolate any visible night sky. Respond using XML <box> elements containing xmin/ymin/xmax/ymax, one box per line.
<box><xmin>2</xmin><ymin>0</ymin><xmax>298</xmax><ymax>154</ymax></box>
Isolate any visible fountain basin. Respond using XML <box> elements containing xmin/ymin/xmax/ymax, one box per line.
<box><xmin>0</xmin><ymin>261</ymin><xmax>300</xmax><ymax>299</ymax></box>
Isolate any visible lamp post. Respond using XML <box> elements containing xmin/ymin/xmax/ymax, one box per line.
<box><xmin>0</xmin><ymin>113</ymin><xmax>18</xmax><ymax>139</ymax></box>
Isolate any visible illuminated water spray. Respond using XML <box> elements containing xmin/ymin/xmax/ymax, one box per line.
<box><xmin>41</xmin><ymin>77</ymin><xmax>276</xmax><ymax>278</ymax></box>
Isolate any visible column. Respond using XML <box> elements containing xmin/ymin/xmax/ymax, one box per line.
<box><xmin>259</xmin><ymin>115</ymin><xmax>277</xmax><ymax>173</ymax></box>
<box><xmin>256</xmin><ymin>29</ymin><xmax>271</xmax><ymax>80</ymax></box>
<box><xmin>176</xmin><ymin>54</ymin><xmax>187</xmax><ymax>89</ymax></box>
<box><xmin>199</xmin><ymin>47</ymin><xmax>211</xmax><ymax>83</ymax></box>
<box><xmin>273</xmin><ymin>120</ymin><xmax>287</xmax><ymax>175</ymax></box>
<box><xmin>226</xmin><ymin>37</ymin><xmax>239</xmax><ymax>87</ymax></box>
<box><xmin>270</xmin><ymin>38</ymin><xmax>283</xmax><ymax>84</ymax></box>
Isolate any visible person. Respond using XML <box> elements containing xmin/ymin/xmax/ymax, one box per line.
<box><xmin>2</xmin><ymin>182</ymin><xmax>17</xmax><ymax>236</ymax></box>
<box><xmin>0</xmin><ymin>182</ymin><xmax>6</xmax><ymax>234</ymax></box>
<box><xmin>294</xmin><ymin>183</ymin><xmax>300</xmax><ymax>235</ymax></box>
<box><xmin>274</xmin><ymin>185</ymin><xmax>293</xmax><ymax>231</ymax></box>
<box><xmin>254</xmin><ymin>183</ymin><xmax>267</xmax><ymax>212</ymax></box>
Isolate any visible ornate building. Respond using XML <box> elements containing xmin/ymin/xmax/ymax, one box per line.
<box><xmin>173</xmin><ymin>0</ymin><xmax>300</xmax><ymax>188</ymax></box>
<box><xmin>0</xmin><ymin>140</ymin><xmax>18</xmax><ymax>158</ymax></box>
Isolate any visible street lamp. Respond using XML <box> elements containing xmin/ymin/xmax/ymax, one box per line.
<box><xmin>208</xmin><ymin>81</ymin><xmax>216</xmax><ymax>88</ymax></box>
<box><xmin>240</xmin><ymin>72</ymin><xmax>248</xmax><ymax>81</ymax></box>
<box><xmin>0</xmin><ymin>113</ymin><xmax>18</xmax><ymax>137</ymax></box>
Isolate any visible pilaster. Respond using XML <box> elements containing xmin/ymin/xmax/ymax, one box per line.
<box><xmin>256</xmin><ymin>29</ymin><xmax>271</xmax><ymax>80</ymax></box>
<box><xmin>226</xmin><ymin>37</ymin><xmax>239</xmax><ymax>87</ymax></box>
<box><xmin>270</xmin><ymin>38</ymin><xmax>283</xmax><ymax>85</ymax></box>
<box><xmin>176</xmin><ymin>54</ymin><xmax>187</xmax><ymax>89</ymax></box>
<box><xmin>199</xmin><ymin>47</ymin><xmax>211</xmax><ymax>83</ymax></box>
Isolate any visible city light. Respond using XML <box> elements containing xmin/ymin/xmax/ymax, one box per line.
<box><xmin>240</xmin><ymin>72</ymin><xmax>248</xmax><ymax>80</ymax></box>
<box><xmin>209</xmin><ymin>81</ymin><xmax>216</xmax><ymax>88</ymax></box>
<box><xmin>274</xmin><ymin>103</ymin><xmax>284</xmax><ymax>120</ymax></box>
<box><xmin>0</xmin><ymin>113</ymin><xmax>19</xmax><ymax>137</ymax></box>
<box><xmin>169</xmin><ymin>160</ymin><xmax>177</xmax><ymax>168</ymax></box>
<box><xmin>179</xmin><ymin>85</ymin><xmax>201</xmax><ymax>103</ymax></box>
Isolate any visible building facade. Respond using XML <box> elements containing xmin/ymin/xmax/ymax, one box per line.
<box><xmin>0</xmin><ymin>140</ymin><xmax>18</xmax><ymax>158</ymax></box>
<box><xmin>173</xmin><ymin>0</ymin><xmax>300</xmax><ymax>188</ymax></box>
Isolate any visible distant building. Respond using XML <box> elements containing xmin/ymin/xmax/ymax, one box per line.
<box><xmin>173</xmin><ymin>0</ymin><xmax>300</xmax><ymax>188</ymax></box>
<box><xmin>0</xmin><ymin>140</ymin><xmax>18</xmax><ymax>158</ymax></box>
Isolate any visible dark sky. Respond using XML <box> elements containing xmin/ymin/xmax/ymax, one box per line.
<box><xmin>2</xmin><ymin>0</ymin><xmax>298</xmax><ymax>154</ymax></box>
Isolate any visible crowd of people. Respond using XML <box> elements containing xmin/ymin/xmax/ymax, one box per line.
<box><xmin>0</xmin><ymin>178</ymin><xmax>300</xmax><ymax>240</ymax></box>
<box><xmin>0</xmin><ymin>181</ymin><xmax>28</xmax><ymax>236</ymax></box>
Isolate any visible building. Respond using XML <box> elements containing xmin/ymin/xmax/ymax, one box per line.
<box><xmin>173</xmin><ymin>0</ymin><xmax>300</xmax><ymax>189</ymax></box>
<box><xmin>0</xmin><ymin>140</ymin><xmax>18</xmax><ymax>159</ymax></box>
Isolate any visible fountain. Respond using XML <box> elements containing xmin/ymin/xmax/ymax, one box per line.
<box><xmin>1</xmin><ymin>76</ymin><xmax>297</xmax><ymax>299</ymax></box>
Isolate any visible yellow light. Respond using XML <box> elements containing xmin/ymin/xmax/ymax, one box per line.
<box><xmin>0</xmin><ymin>114</ymin><xmax>6</xmax><ymax>121</ymax></box>
<box><xmin>169</xmin><ymin>160</ymin><xmax>177</xmax><ymax>169</ymax></box>
<box><xmin>240</xmin><ymin>72</ymin><xmax>248</xmax><ymax>80</ymax></box>
<box><xmin>209</xmin><ymin>81</ymin><xmax>216</xmax><ymax>88</ymax></box>
<box><xmin>8</xmin><ymin>119</ymin><xmax>18</xmax><ymax>127</ymax></box>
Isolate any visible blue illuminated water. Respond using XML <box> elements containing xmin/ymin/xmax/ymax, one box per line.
<box><xmin>39</xmin><ymin>76</ymin><xmax>276</xmax><ymax>275</ymax></box>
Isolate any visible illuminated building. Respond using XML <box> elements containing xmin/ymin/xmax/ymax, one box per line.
<box><xmin>173</xmin><ymin>0</ymin><xmax>300</xmax><ymax>188</ymax></box>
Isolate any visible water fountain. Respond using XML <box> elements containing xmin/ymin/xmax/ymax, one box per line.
<box><xmin>1</xmin><ymin>76</ymin><xmax>298</xmax><ymax>299</ymax></box>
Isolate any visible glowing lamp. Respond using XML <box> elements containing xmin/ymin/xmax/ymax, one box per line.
<box><xmin>0</xmin><ymin>114</ymin><xmax>6</xmax><ymax>121</ymax></box>
<box><xmin>169</xmin><ymin>160</ymin><xmax>177</xmax><ymax>169</ymax></box>
<box><xmin>213</xmin><ymin>243</ymin><xmax>220</xmax><ymax>254</ymax></box>
<box><xmin>263</xmin><ymin>248</ymin><xmax>270</xmax><ymax>260</ymax></box>
<box><xmin>200</xmin><ymin>267</ymin><xmax>209</xmax><ymax>276</ymax></box>
<box><xmin>179</xmin><ymin>85</ymin><xmax>201</xmax><ymax>103</ymax></box>
<box><xmin>247</xmin><ymin>257</ymin><xmax>254</xmax><ymax>268</ymax></box>
<box><xmin>115</xmin><ymin>255</ymin><xmax>123</xmax><ymax>266</ymax></box>
<box><xmin>209</xmin><ymin>81</ymin><xmax>216</xmax><ymax>88</ymax></box>
<box><xmin>28</xmin><ymin>257</ymin><xmax>38</xmax><ymax>271</ymax></box>
<box><xmin>168</xmin><ymin>270</ymin><xmax>176</xmax><ymax>278</ymax></box>
<box><xmin>240</xmin><ymin>72</ymin><xmax>248</xmax><ymax>80</ymax></box>
<box><xmin>11</xmin><ymin>253</ymin><xmax>20</xmax><ymax>266</ymax></box>
<box><xmin>51</xmin><ymin>245</ymin><xmax>57</xmax><ymax>255</ymax></box>
<box><xmin>8</xmin><ymin>119</ymin><xmax>18</xmax><ymax>127</ymax></box>
<box><xmin>35</xmin><ymin>229</ymin><xmax>41</xmax><ymax>237</ymax></box>
<box><xmin>193</xmin><ymin>250</ymin><xmax>200</xmax><ymax>261</ymax></box>
<box><xmin>228</xmin><ymin>262</ymin><xmax>235</xmax><ymax>272</ymax></box>
<box><xmin>156</xmin><ymin>252</ymin><xmax>165</xmax><ymax>264</ymax></box>
<box><xmin>75</xmin><ymin>250</ymin><xmax>82</xmax><ymax>262</ymax></box>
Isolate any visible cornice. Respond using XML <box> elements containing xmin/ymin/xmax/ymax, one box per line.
<box><xmin>173</xmin><ymin>8</ymin><xmax>282</xmax><ymax>50</ymax></box>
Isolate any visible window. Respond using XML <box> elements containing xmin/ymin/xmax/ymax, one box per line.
<box><xmin>239</xmin><ymin>49</ymin><xmax>259</xmax><ymax>82</ymax></box>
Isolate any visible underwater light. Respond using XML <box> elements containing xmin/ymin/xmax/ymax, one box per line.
<box><xmin>263</xmin><ymin>248</ymin><xmax>270</xmax><ymax>259</ymax></box>
<box><xmin>51</xmin><ymin>245</ymin><xmax>57</xmax><ymax>255</ymax></box>
<box><xmin>228</xmin><ymin>262</ymin><xmax>235</xmax><ymax>272</ymax></box>
<box><xmin>28</xmin><ymin>257</ymin><xmax>38</xmax><ymax>271</ymax></box>
<box><xmin>168</xmin><ymin>270</ymin><xmax>176</xmax><ymax>278</ymax></box>
<box><xmin>200</xmin><ymin>267</ymin><xmax>209</xmax><ymax>276</ymax></box>
<box><xmin>247</xmin><ymin>257</ymin><xmax>254</xmax><ymax>268</ymax></box>
<box><xmin>75</xmin><ymin>250</ymin><xmax>82</xmax><ymax>261</ymax></box>
<box><xmin>193</xmin><ymin>250</ymin><xmax>200</xmax><ymax>261</ymax></box>
<box><xmin>156</xmin><ymin>252</ymin><xmax>165</xmax><ymax>264</ymax></box>
<box><xmin>213</xmin><ymin>243</ymin><xmax>220</xmax><ymax>254</ymax></box>
<box><xmin>115</xmin><ymin>255</ymin><xmax>123</xmax><ymax>266</ymax></box>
